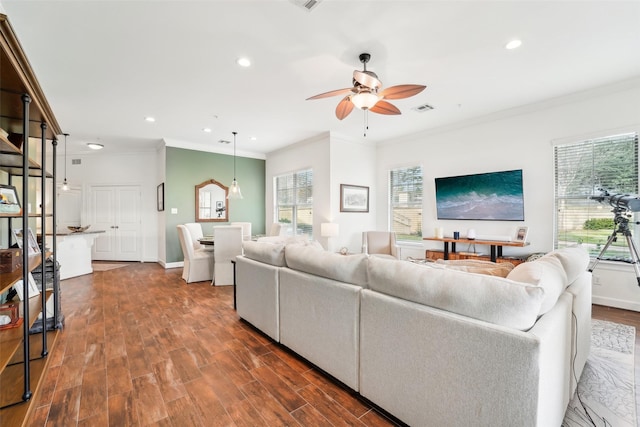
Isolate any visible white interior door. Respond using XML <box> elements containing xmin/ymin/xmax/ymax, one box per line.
<box><xmin>91</xmin><ymin>185</ymin><xmax>141</xmax><ymax>261</ymax></box>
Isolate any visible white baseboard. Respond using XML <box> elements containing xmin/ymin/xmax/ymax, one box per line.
<box><xmin>592</xmin><ymin>295</ymin><xmax>640</xmax><ymax>312</ymax></box>
<box><xmin>163</xmin><ymin>261</ymin><xmax>183</xmax><ymax>269</ymax></box>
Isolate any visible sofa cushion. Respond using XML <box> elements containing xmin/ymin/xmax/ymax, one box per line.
<box><xmin>368</xmin><ymin>257</ymin><xmax>545</xmax><ymax>330</ymax></box>
<box><xmin>285</xmin><ymin>245</ymin><xmax>368</xmax><ymax>287</ymax></box>
<box><xmin>547</xmin><ymin>245</ymin><xmax>590</xmax><ymax>284</ymax></box>
<box><xmin>242</xmin><ymin>240</ymin><xmax>286</xmax><ymax>267</ymax></box>
<box><xmin>506</xmin><ymin>255</ymin><xmax>567</xmax><ymax>315</ymax></box>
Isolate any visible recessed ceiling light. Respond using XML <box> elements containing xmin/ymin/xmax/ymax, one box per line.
<box><xmin>505</xmin><ymin>39</ymin><xmax>522</xmax><ymax>50</ymax></box>
<box><xmin>87</xmin><ymin>143</ymin><xmax>104</xmax><ymax>150</ymax></box>
<box><xmin>203</xmin><ymin>128</ymin><xmax>212</xmax><ymax>133</ymax></box>
<box><xmin>237</xmin><ymin>57</ymin><xmax>251</xmax><ymax>67</ymax></box>
<box><xmin>144</xmin><ymin>116</ymin><xmax>156</xmax><ymax>122</ymax></box>
<box><xmin>249</xmin><ymin>136</ymin><xmax>257</xmax><ymax>141</ymax></box>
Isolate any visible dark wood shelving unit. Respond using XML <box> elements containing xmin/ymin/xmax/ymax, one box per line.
<box><xmin>0</xmin><ymin>12</ymin><xmax>63</xmax><ymax>427</ymax></box>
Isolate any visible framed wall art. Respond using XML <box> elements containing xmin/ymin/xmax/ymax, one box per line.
<box><xmin>0</xmin><ymin>184</ymin><xmax>21</xmax><ymax>214</ymax></box>
<box><xmin>157</xmin><ymin>183</ymin><xmax>164</xmax><ymax>211</ymax></box>
<box><xmin>340</xmin><ymin>184</ymin><xmax>369</xmax><ymax>213</ymax></box>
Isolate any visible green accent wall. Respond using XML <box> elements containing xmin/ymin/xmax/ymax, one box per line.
<box><xmin>165</xmin><ymin>147</ymin><xmax>266</xmax><ymax>263</ymax></box>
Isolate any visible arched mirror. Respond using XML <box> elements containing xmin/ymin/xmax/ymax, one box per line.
<box><xmin>195</xmin><ymin>179</ymin><xmax>229</xmax><ymax>222</ymax></box>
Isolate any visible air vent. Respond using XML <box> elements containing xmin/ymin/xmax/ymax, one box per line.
<box><xmin>218</xmin><ymin>139</ymin><xmax>231</xmax><ymax>144</ymax></box>
<box><xmin>412</xmin><ymin>103</ymin><xmax>434</xmax><ymax>113</ymax></box>
<box><xmin>289</xmin><ymin>0</ymin><xmax>322</xmax><ymax>12</ymax></box>
<box><xmin>72</xmin><ymin>159</ymin><xmax>81</xmax><ymax>165</ymax></box>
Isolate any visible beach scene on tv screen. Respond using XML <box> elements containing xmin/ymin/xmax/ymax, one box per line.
<box><xmin>435</xmin><ymin>169</ymin><xmax>525</xmax><ymax>221</ymax></box>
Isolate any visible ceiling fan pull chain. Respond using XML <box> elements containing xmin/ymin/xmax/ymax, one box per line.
<box><xmin>363</xmin><ymin>110</ymin><xmax>369</xmax><ymax>137</ymax></box>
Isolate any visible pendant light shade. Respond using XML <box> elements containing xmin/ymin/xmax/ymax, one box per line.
<box><xmin>62</xmin><ymin>133</ymin><xmax>69</xmax><ymax>191</ymax></box>
<box><xmin>228</xmin><ymin>131</ymin><xmax>243</xmax><ymax>199</ymax></box>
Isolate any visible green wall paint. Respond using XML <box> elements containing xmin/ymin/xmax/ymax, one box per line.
<box><xmin>165</xmin><ymin>147</ymin><xmax>265</xmax><ymax>263</ymax></box>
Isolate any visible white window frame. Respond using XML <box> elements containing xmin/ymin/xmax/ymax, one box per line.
<box><xmin>274</xmin><ymin>168</ymin><xmax>313</xmax><ymax>237</ymax></box>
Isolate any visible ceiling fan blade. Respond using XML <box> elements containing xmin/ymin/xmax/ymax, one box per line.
<box><xmin>335</xmin><ymin>96</ymin><xmax>354</xmax><ymax>120</ymax></box>
<box><xmin>369</xmin><ymin>100</ymin><xmax>401</xmax><ymax>115</ymax></box>
<box><xmin>353</xmin><ymin>70</ymin><xmax>382</xmax><ymax>89</ymax></box>
<box><xmin>379</xmin><ymin>84</ymin><xmax>426</xmax><ymax>100</ymax></box>
<box><xmin>306</xmin><ymin>88</ymin><xmax>354</xmax><ymax>100</ymax></box>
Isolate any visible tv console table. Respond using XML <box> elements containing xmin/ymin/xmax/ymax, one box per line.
<box><xmin>423</xmin><ymin>237</ymin><xmax>529</xmax><ymax>263</ymax></box>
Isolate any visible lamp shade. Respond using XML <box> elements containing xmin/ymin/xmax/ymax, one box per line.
<box><xmin>321</xmin><ymin>223</ymin><xmax>339</xmax><ymax>238</ymax></box>
<box><xmin>351</xmin><ymin>92</ymin><xmax>380</xmax><ymax>110</ymax></box>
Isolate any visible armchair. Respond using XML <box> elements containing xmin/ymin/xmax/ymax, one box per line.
<box><xmin>362</xmin><ymin>231</ymin><xmax>400</xmax><ymax>259</ymax></box>
<box><xmin>176</xmin><ymin>224</ymin><xmax>214</xmax><ymax>283</ymax></box>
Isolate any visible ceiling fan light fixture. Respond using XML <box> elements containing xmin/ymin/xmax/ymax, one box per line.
<box><xmin>351</xmin><ymin>92</ymin><xmax>380</xmax><ymax>110</ymax></box>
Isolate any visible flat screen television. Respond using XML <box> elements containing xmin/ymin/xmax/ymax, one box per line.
<box><xmin>435</xmin><ymin>169</ymin><xmax>524</xmax><ymax>221</ymax></box>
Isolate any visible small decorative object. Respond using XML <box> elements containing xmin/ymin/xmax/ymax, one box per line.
<box><xmin>453</xmin><ymin>231</ymin><xmax>460</xmax><ymax>240</ymax></box>
<box><xmin>157</xmin><ymin>183</ymin><xmax>164</xmax><ymax>211</ymax></box>
<box><xmin>0</xmin><ymin>184</ymin><xmax>21</xmax><ymax>214</ymax></box>
<box><xmin>435</xmin><ymin>227</ymin><xmax>444</xmax><ymax>239</ymax></box>
<box><xmin>12</xmin><ymin>273</ymin><xmax>40</xmax><ymax>300</ymax></box>
<box><xmin>340</xmin><ymin>184</ymin><xmax>369</xmax><ymax>212</ymax></box>
<box><xmin>0</xmin><ymin>248</ymin><xmax>22</xmax><ymax>273</ymax></box>
<box><xmin>467</xmin><ymin>229</ymin><xmax>477</xmax><ymax>240</ymax></box>
<box><xmin>0</xmin><ymin>302</ymin><xmax>23</xmax><ymax>331</ymax></box>
<box><xmin>67</xmin><ymin>225</ymin><xmax>90</xmax><ymax>233</ymax></box>
<box><xmin>340</xmin><ymin>247</ymin><xmax>349</xmax><ymax>255</ymax></box>
<box><xmin>514</xmin><ymin>226</ymin><xmax>529</xmax><ymax>243</ymax></box>
<box><xmin>12</xmin><ymin>228</ymin><xmax>40</xmax><ymax>255</ymax></box>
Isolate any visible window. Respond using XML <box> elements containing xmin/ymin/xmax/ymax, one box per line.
<box><xmin>275</xmin><ymin>169</ymin><xmax>313</xmax><ymax>236</ymax></box>
<box><xmin>389</xmin><ymin>165</ymin><xmax>423</xmax><ymax>241</ymax></box>
<box><xmin>554</xmin><ymin>132</ymin><xmax>639</xmax><ymax>260</ymax></box>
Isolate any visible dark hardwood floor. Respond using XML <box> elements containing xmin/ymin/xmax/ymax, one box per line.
<box><xmin>23</xmin><ymin>262</ymin><xmax>640</xmax><ymax>426</ymax></box>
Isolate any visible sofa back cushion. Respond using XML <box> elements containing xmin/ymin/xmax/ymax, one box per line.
<box><xmin>285</xmin><ymin>245</ymin><xmax>369</xmax><ymax>287</ymax></box>
<box><xmin>434</xmin><ymin>259</ymin><xmax>514</xmax><ymax>277</ymax></box>
<box><xmin>547</xmin><ymin>246</ymin><xmax>590</xmax><ymax>284</ymax></box>
<box><xmin>506</xmin><ymin>255</ymin><xmax>567</xmax><ymax>315</ymax></box>
<box><xmin>368</xmin><ymin>257</ymin><xmax>545</xmax><ymax>330</ymax></box>
<box><xmin>242</xmin><ymin>240</ymin><xmax>287</xmax><ymax>267</ymax></box>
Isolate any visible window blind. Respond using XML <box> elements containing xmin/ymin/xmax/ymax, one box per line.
<box><xmin>554</xmin><ymin>132</ymin><xmax>639</xmax><ymax>260</ymax></box>
<box><xmin>275</xmin><ymin>169</ymin><xmax>313</xmax><ymax>236</ymax></box>
<box><xmin>389</xmin><ymin>165</ymin><xmax>423</xmax><ymax>241</ymax></box>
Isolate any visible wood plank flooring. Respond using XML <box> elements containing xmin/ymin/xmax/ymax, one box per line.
<box><xmin>22</xmin><ymin>262</ymin><xmax>640</xmax><ymax>426</ymax></box>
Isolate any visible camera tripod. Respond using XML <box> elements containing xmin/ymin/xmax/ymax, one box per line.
<box><xmin>589</xmin><ymin>207</ymin><xmax>640</xmax><ymax>286</ymax></box>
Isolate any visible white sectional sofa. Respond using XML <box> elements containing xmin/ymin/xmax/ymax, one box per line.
<box><xmin>235</xmin><ymin>241</ymin><xmax>591</xmax><ymax>427</ymax></box>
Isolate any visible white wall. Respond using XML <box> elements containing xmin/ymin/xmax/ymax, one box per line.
<box><xmin>53</xmin><ymin>147</ymin><xmax>160</xmax><ymax>263</ymax></box>
<box><xmin>376</xmin><ymin>77</ymin><xmax>640</xmax><ymax>310</ymax></box>
<box><xmin>266</xmin><ymin>132</ymin><xmax>378</xmax><ymax>253</ymax></box>
<box><xmin>329</xmin><ymin>135</ymin><xmax>377</xmax><ymax>252</ymax></box>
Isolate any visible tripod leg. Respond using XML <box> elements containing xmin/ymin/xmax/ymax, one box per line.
<box><xmin>624</xmin><ymin>233</ymin><xmax>640</xmax><ymax>286</ymax></box>
<box><xmin>589</xmin><ymin>232</ymin><xmax>618</xmax><ymax>272</ymax></box>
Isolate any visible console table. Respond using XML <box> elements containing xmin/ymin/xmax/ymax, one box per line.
<box><xmin>423</xmin><ymin>237</ymin><xmax>529</xmax><ymax>262</ymax></box>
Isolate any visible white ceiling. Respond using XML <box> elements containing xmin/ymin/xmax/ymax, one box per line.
<box><xmin>2</xmin><ymin>0</ymin><xmax>640</xmax><ymax>157</ymax></box>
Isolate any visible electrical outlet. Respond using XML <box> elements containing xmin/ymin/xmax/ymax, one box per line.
<box><xmin>171</xmin><ymin>208</ymin><xmax>178</xmax><ymax>214</ymax></box>
<box><xmin>592</xmin><ymin>276</ymin><xmax>602</xmax><ymax>286</ymax></box>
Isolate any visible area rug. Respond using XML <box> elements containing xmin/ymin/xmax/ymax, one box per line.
<box><xmin>91</xmin><ymin>263</ymin><xmax>131</xmax><ymax>272</ymax></box>
<box><xmin>562</xmin><ymin>319</ymin><xmax>636</xmax><ymax>427</ymax></box>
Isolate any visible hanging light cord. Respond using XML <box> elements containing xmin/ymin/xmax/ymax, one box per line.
<box><xmin>233</xmin><ymin>131</ymin><xmax>237</xmax><ymax>179</ymax></box>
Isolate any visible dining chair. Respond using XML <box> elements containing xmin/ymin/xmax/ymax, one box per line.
<box><xmin>362</xmin><ymin>231</ymin><xmax>400</xmax><ymax>259</ymax></box>
<box><xmin>231</xmin><ymin>222</ymin><xmax>252</xmax><ymax>241</ymax></box>
<box><xmin>212</xmin><ymin>225</ymin><xmax>243</xmax><ymax>286</ymax></box>
<box><xmin>176</xmin><ymin>224</ymin><xmax>214</xmax><ymax>283</ymax></box>
<box><xmin>184</xmin><ymin>222</ymin><xmax>205</xmax><ymax>250</ymax></box>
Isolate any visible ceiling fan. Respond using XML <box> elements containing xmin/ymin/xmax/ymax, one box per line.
<box><xmin>306</xmin><ymin>53</ymin><xmax>426</xmax><ymax>120</ymax></box>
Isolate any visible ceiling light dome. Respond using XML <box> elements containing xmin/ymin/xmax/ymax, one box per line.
<box><xmin>87</xmin><ymin>142</ymin><xmax>104</xmax><ymax>150</ymax></box>
<box><xmin>351</xmin><ymin>91</ymin><xmax>380</xmax><ymax>110</ymax></box>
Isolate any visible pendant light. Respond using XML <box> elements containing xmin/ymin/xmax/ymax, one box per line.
<box><xmin>228</xmin><ymin>131</ymin><xmax>243</xmax><ymax>199</ymax></box>
<box><xmin>62</xmin><ymin>133</ymin><xmax>69</xmax><ymax>191</ymax></box>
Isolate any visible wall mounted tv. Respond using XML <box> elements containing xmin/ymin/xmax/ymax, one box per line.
<box><xmin>435</xmin><ymin>169</ymin><xmax>525</xmax><ymax>221</ymax></box>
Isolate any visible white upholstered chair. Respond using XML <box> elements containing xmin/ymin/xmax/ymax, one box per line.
<box><xmin>184</xmin><ymin>222</ymin><xmax>205</xmax><ymax>250</ymax></box>
<box><xmin>362</xmin><ymin>231</ymin><xmax>400</xmax><ymax>259</ymax></box>
<box><xmin>212</xmin><ymin>225</ymin><xmax>243</xmax><ymax>286</ymax></box>
<box><xmin>231</xmin><ymin>222</ymin><xmax>252</xmax><ymax>241</ymax></box>
<box><xmin>268</xmin><ymin>223</ymin><xmax>283</xmax><ymax>237</ymax></box>
<box><xmin>177</xmin><ymin>224</ymin><xmax>214</xmax><ymax>283</ymax></box>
